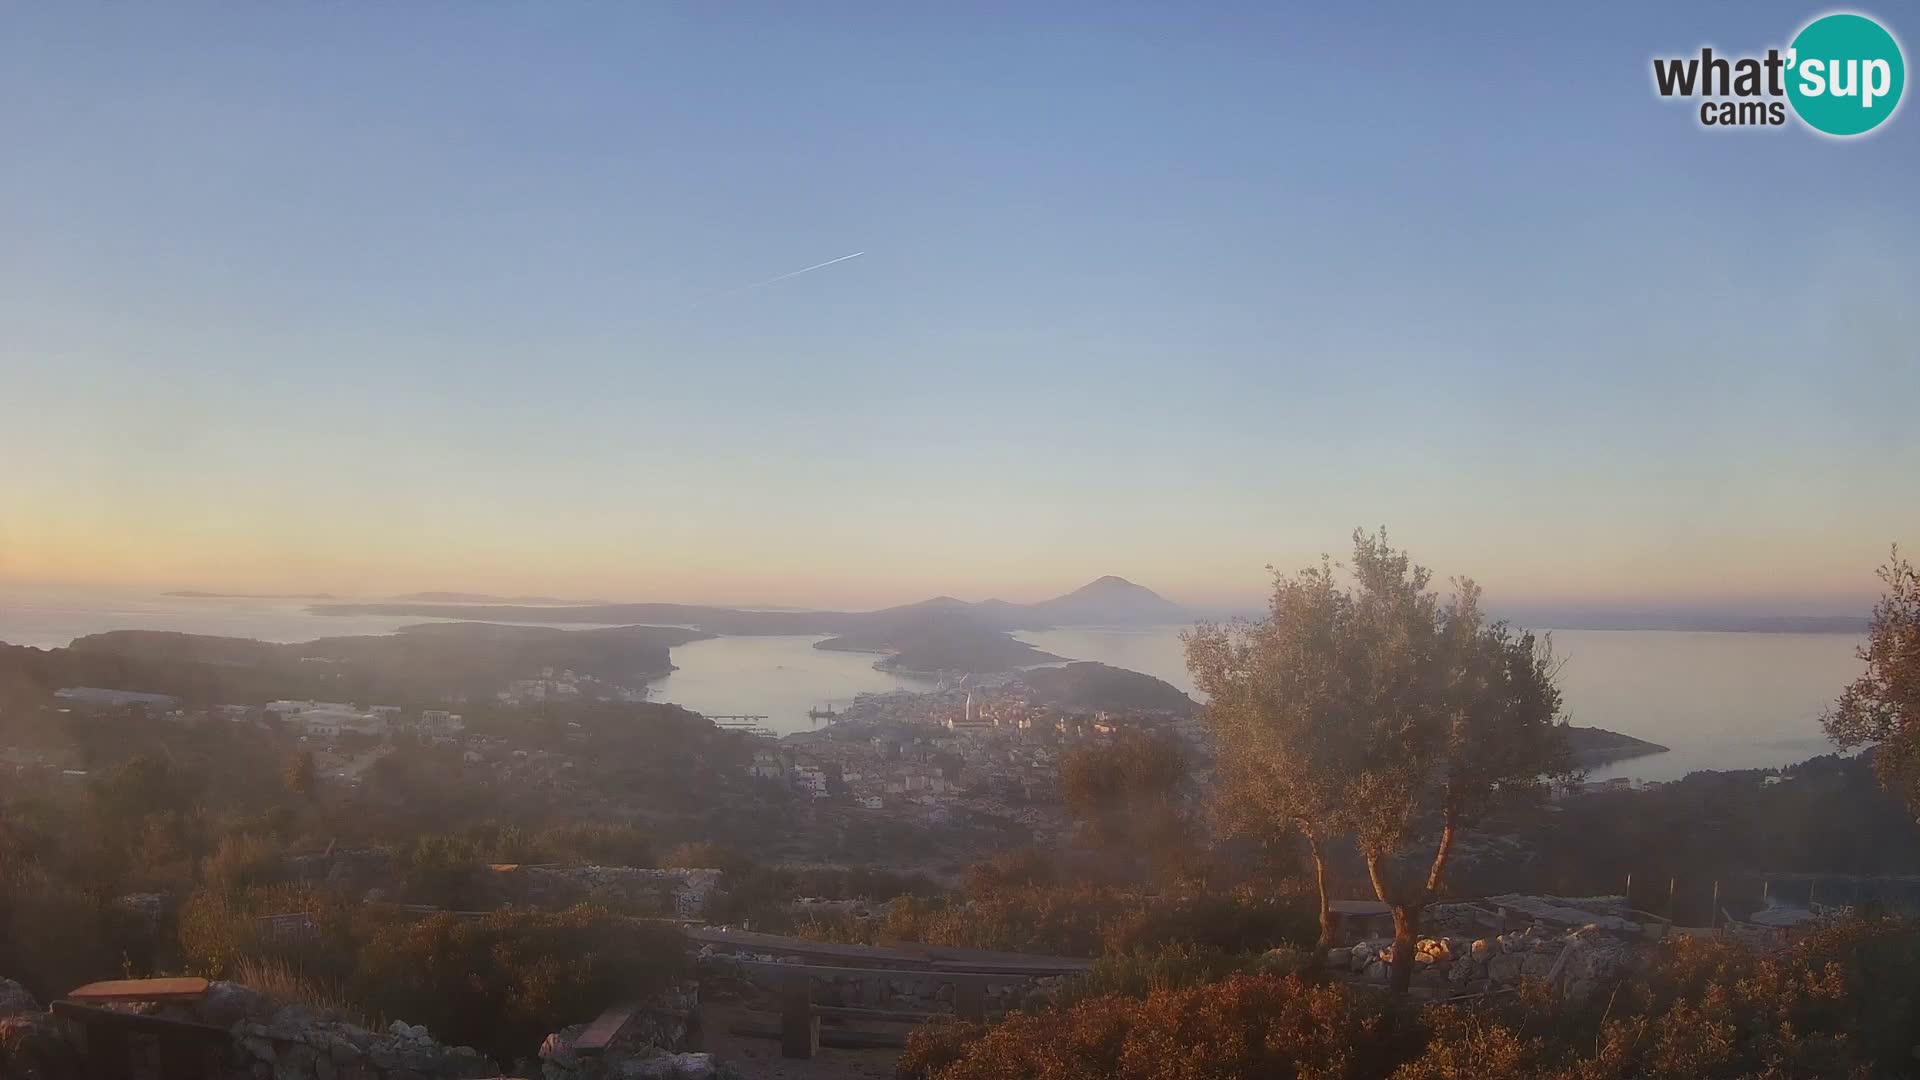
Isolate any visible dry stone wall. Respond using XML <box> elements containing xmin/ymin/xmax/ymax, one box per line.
<box><xmin>1331</xmin><ymin>923</ymin><xmax>1638</xmax><ymax>999</ymax></box>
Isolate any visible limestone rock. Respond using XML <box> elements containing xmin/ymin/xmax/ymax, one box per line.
<box><xmin>202</xmin><ymin>981</ymin><xmax>272</xmax><ymax>1027</ymax></box>
<box><xmin>0</xmin><ymin>978</ymin><xmax>38</xmax><ymax>1018</ymax></box>
<box><xmin>0</xmin><ymin>1013</ymin><xmax>82</xmax><ymax>1080</ymax></box>
<box><xmin>613</xmin><ymin>1050</ymin><xmax>738</xmax><ymax>1079</ymax></box>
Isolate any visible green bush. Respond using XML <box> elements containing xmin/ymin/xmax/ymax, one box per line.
<box><xmin>809</xmin><ymin>885</ymin><xmax>1318</xmax><ymax>960</ymax></box>
<box><xmin>203</xmin><ymin>832</ymin><xmax>285</xmax><ymax>898</ymax></box>
<box><xmin>535</xmin><ymin>822</ymin><xmax>657</xmax><ymax>867</ymax></box>
<box><xmin>1042</xmin><ymin>945</ymin><xmax>1261</xmax><ymax>1011</ymax></box>
<box><xmin>900</xmin><ymin>973</ymin><xmax>1415</xmax><ymax>1080</ymax></box>
<box><xmin>177</xmin><ymin>881</ymin><xmax>379</xmax><ymax>982</ymax></box>
<box><xmin>353</xmin><ymin>905</ymin><xmax>687</xmax><ymax>1064</ymax></box>
<box><xmin>396</xmin><ymin>834</ymin><xmax>489</xmax><ymax>910</ymax></box>
<box><xmin>0</xmin><ymin>863</ymin><xmax>122</xmax><ymax>1001</ymax></box>
<box><xmin>903</xmin><ymin>919</ymin><xmax>1920</xmax><ymax>1080</ymax></box>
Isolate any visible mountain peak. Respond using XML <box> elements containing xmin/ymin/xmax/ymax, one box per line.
<box><xmin>1035</xmin><ymin>576</ymin><xmax>1184</xmax><ymax>623</ymax></box>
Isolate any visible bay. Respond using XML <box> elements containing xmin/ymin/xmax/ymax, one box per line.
<box><xmin>0</xmin><ymin>588</ymin><xmax>1867</xmax><ymax>781</ymax></box>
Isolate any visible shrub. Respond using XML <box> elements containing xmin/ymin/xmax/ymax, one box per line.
<box><xmin>177</xmin><ymin>882</ymin><xmax>374</xmax><ymax>982</ymax></box>
<box><xmin>203</xmin><ymin>832</ymin><xmax>285</xmax><ymax>898</ymax></box>
<box><xmin>827</xmin><ymin>885</ymin><xmax>1318</xmax><ymax>960</ymax></box>
<box><xmin>900</xmin><ymin>973</ymin><xmax>1416</xmax><ymax>1080</ymax></box>
<box><xmin>895</xmin><ymin>1019</ymin><xmax>986</xmax><ymax>1080</ymax></box>
<box><xmin>353</xmin><ymin>905</ymin><xmax>687</xmax><ymax>1064</ymax></box>
<box><xmin>396</xmin><ymin>834</ymin><xmax>489</xmax><ymax>910</ymax></box>
<box><xmin>1100</xmin><ymin>888</ymin><xmax>1318</xmax><ymax>955</ymax></box>
<box><xmin>0</xmin><ymin>863</ymin><xmax>121</xmax><ymax>1001</ymax></box>
<box><xmin>963</xmin><ymin>848</ymin><xmax>1058</xmax><ymax>894</ymax></box>
<box><xmin>904</xmin><ymin>921</ymin><xmax>1920</xmax><ymax>1080</ymax></box>
<box><xmin>536</xmin><ymin>822</ymin><xmax>656</xmax><ymax>867</ymax></box>
<box><xmin>230</xmin><ymin>956</ymin><xmax>376</xmax><ymax>1029</ymax></box>
<box><xmin>659</xmin><ymin>841</ymin><xmax>749</xmax><ymax>875</ymax></box>
<box><xmin>1043</xmin><ymin>945</ymin><xmax>1261</xmax><ymax>1011</ymax></box>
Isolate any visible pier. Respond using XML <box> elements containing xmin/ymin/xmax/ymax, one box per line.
<box><xmin>709</xmin><ymin>715</ymin><xmax>776</xmax><ymax>738</ymax></box>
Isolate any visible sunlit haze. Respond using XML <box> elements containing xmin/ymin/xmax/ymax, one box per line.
<box><xmin>3</xmin><ymin>1</ymin><xmax>1915</xmax><ymax>613</ymax></box>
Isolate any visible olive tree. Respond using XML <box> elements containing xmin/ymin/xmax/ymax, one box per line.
<box><xmin>1823</xmin><ymin>549</ymin><xmax>1920</xmax><ymax>815</ymax></box>
<box><xmin>1187</xmin><ymin>530</ymin><xmax>1569</xmax><ymax>992</ymax></box>
<box><xmin>1186</xmin><ymin>554</ymin><xmax>1360</xmax><ymax>965</ymax></box>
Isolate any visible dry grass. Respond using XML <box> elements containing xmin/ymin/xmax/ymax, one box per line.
<box><xmin>228</xmin><ymin>956</ymin><xmax>379</xmax><ymax>1030</ymax></box>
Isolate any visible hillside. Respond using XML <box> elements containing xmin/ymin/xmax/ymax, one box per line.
<box><xmin>1026</xmin><ymin>575</ymin><xmax>1186</xmax><ymax>624</ymax></box>
<box><xmin>308</xmin><ymin>575</ymin><xmax>1186</xmax><ymax>676</ymax></box>
<box><xmin>1561</xmin><ymin>724</ymin><xmax>1670</xmax><ymax>767</ymax></box>
<box><xmin>0</xmin><ymin>622</ymin><xmax>707</xmax><ymax>707</ymax></box>
<box><xmin>815</xmin><ymin>612</ymin><xmax>1063</xmax><ymax>675</ymax></box>
<box><xmin>1017</xmin><ymin>661</ymin><xmax>1197</xmax><ymax>715</ymax></box>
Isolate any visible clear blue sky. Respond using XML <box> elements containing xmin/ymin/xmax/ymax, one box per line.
<box><xmin>2</xmin><ymin>2</ymin><xmax>1915</xmax><ymax>611</ymax></box>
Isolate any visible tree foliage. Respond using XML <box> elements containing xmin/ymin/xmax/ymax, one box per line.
<box><xmin>1823</xmin><ymin>548</ymin><xmax>1920</xmax><ymax>816</ymax></box>
<box><xmin>1187</xmin><ymin>529</ymin><xmax>1570</xmax><ymax>991</ymax></box>
<box><xmin>1059</xmin><ymin>728</ymin><xmax>1193</xmax><ymax>860</ymax></box>
<box><xmin>283</xmin><ymin>751</ymin><xmax>316</xmax><ymax>799</ymax></box>
<box><xmin>902</xmin><ymin>918</ymin><xmax>1920</xmax><ymax>1080</ymax></box>
<box><xmin>355</xmin><ymin>905</ymin><xmax>687</xmax><ymax>1063</ymax></box>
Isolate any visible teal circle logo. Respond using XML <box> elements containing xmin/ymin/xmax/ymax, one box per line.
<box><xmin>1787</xmin><ymin>13</ymin><xmax>1905</xmax><ymax>136</ymax></box>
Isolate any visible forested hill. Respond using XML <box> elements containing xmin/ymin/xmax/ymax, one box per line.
<box><xmin>308</xmin><ymin>576</ymin><xmax>1192</xmax><ymax>676</ymax></box>
<box><xmin>1019</xmin><ymin>662</ymin><xmax>1198</xmax><ymax>715</ymax></box>
<box><xmin>0</xmin><ymin>622</ymin><xmax>706</xmax><ymax>707</ymax></box>
<box><xmin>311</xmin><ymin>575</ymin><xmax>1189</xmax><ymax>633</ymax></box>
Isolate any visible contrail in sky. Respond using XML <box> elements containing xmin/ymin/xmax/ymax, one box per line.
<box><xmin>741</xmin><ymin>250</ymin><xmax>865</xmax><ymax>290</ymax></box>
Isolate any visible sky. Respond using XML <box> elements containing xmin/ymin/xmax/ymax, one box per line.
<box><xmin>2</xmin><ymin>2</ymin><xmax>1916</xmax><ymax>613</ymax></box>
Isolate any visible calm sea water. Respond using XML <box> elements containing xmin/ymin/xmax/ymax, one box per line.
<box><xmin>642</xmin><ymin>635</ymin><xmax>933</xmax><ymax>727</ymax></box>
<box><xmin>1018</xmin><ymin>625</ymin><xmax>1866</xmax><ymax>783</ymax></box>
<box><xmin>0</xmin><ymin>584</ymin><xmax>459</xmax><ymax>645</ymax></box>
<box><xmin>0</xmin><ymin>589</ymin><xmax>1865</xmax><ymax>780</ymax></box>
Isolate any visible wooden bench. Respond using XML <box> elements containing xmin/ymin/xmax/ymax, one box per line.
<box><xmin>67</xmin><ymin>977</ymin><xmax>210</xmax><ymax>1004</ymax></box>
<box><xmin>51</xmin><ymin>1001</ymin><xmax>231</xmax><ymax>1080</ymax></box>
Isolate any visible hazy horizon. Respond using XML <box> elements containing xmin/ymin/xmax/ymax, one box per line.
<box><xmin>0</xmin><ymin>575</ymin><xmax>1880</xmax><ymax>624</ymax></box>
<box><xmin>4</xmin><ymin>2</ymin><xmax>1914</xmax><ymax>614</ymax></box>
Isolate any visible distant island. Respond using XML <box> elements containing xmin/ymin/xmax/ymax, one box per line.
<box><xmin>313</xmin><ymin>576</ymin><xmax>1190</xmax><ymax>675</ymax></box>
<box><xmin>1562</xmin><ymin>724</ymin><xmax>1670</xmax><ymax>767</ymax></box>
<box><xmin>165</xmin><ymin>590</ymin><xmax>339</xmax><ymax>600</ymax></box>
<box><xmin>1517</xmin><ymin>611</ymin><xmax>1870</xmax><ymax>634</ymax></box>
<box><xmin>816</xmin><ymin>618</ymin><xmax>1063</xmax><ymax>676</ymax></box>
<box><xmin>0</xmin><ymin>622</ymin><xmax>706</xmax><ymax>706</ymax></box>
<box><xmin>389</xmin><ymin>591</ymin><xmax>574</xmax><ymax>603</ymax></box>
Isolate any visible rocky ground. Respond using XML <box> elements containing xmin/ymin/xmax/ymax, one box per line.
<box><xmin>0</xmin><ymin>974</ymin><xmax>735</xmax><ymax>1080</ymax></box>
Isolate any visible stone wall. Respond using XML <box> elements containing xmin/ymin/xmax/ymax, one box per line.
<box><xmin>0</xmin><ymin>978</ymin><xmax>497</xmax><ymax>1080</ymax></box>
<box><xmin>150</xmin><ymin>982</ymin><xmax>500</xmax><ymax>1080</ymax></box>
<box><xmin>699</xmin><ymin>952</ymin><xmax>1043</xmax><ymax>1015</ymax></box>
<box><xmin>1331</xmin><ymin>923</ymin><xmax>1638</xmax><ymax>1000</ymax></box>
<box><xmin>0</xmin><ymin>978</ymin><xmax>82</xmax><ymax>1080</ymax></box>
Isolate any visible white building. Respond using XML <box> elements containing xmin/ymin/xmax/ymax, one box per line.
<box><xmin>274</xmin><ymin>702</ymin><xmax>390</xmax><ymax>739</ymax></box>
<box><xmin>417</xmin><ymin>710</ymin><xmax>466</xmax><ymax>738</ymax></box>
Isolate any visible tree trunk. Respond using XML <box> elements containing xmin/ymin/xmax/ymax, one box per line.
<box><xmin>1388</xmin><ymin>903</ymin><xmax>1420</xmax><ymax>995</ymax></box>
<box><xmin>1307</xmin><ymin>835</ymin><xmax>1334</xmax><ymax>971</ymax></box>
<box><xmin>1424</xmin><ymin>813</ymin><xmax>1458</xmax><ymax>896</ymax></box>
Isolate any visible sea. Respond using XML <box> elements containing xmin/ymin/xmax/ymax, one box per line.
<box><xmin>0</xmin><ymin>585</ymin><xmax>1868</xmax><ymax>783</ymax></box>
